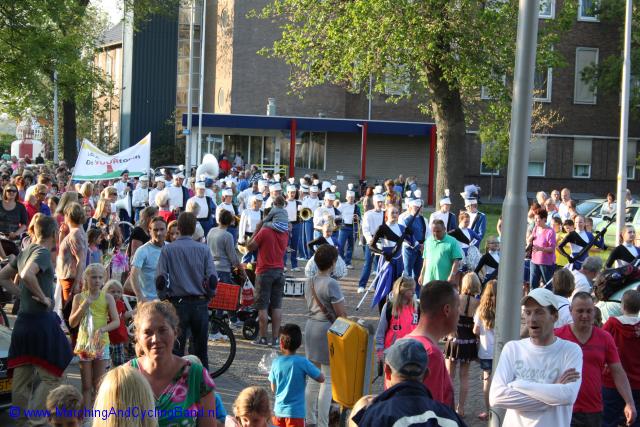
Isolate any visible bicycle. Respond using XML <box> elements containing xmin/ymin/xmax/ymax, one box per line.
<box><xmin>206</xmin><ymin>282</ymin><xmax>241</xmax><ymax>378</ymax></box>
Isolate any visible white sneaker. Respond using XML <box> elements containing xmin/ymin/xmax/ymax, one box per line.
<box><xmin>357</xmin><ymin>287</ymin><xmax>365</xmax><ymax>294</ymax></box>
<box><xmin>292</xmin><ymin>267</ymin><xmax>302</xmax><ymax>272</ymax></box>
<box><xmin>209</xmin><ymin>332</ymin><xmax>229</xmax><ymax>341</ymax></box>
<box><xmin>346</xmin><ymin>265</ymin><xmax>354</xmax><ymax>270</ymax></box>
<box><xmin>283</xmin><ymin>267</ymin><xmax>288</xmax><ymax>272</ymax></box>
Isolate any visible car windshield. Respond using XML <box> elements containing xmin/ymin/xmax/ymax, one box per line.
<box><xmin>576</xmin><ymin>201</ymin><xmax>600</xmax><ymax>216</ymax></box>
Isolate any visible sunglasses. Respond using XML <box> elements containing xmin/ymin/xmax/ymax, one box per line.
<box><xmin>4</xmin><ymin>189</ymin><xmax>17</xmax><ymax>193</ymax></box>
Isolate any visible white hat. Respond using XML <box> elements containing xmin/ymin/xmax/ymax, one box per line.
<box><xmin>374</xmin><ymin>185</ymin><xmax>383</xmax><ymax>194</ymax></box>
<box><xmin>154</xmin><ymin>176</ymin><xmax>165</xmax><ymax>183</ymax></box>
<box><xmin>410</xmin><ymin>198</ymin><xmax>423</xmax><ymax>208</ymax></box>
<box><xmin>439</xmin><ymin>189</ymin><xmax>451</xmax><ymax>206</ymax></box>
<box><xmin>347</xmin><ymin>183</ymin><xmax>354</xmax><ymax>190</ymax></box>
<box><xmin>310</xmin><ymin>185</ymin><xmax>319</xmax><ymax>193</ymax></box>
<box><xmin>287</xmin><ymin>185</ymin><xmax>297</xmax><ymax>193</ymax></box>
<box><xmin>269</xmin><ymin>183</ymin><xmax>282</xmax><ymax>192</ymax></box>
<box><xmin>324</xmin><ymin>192</ymin><xmax>336</xmax><ymax>201</ymax></box>
<box><xmin>521</xmin><ymin>288</ymin><xmax>558</xmax><ymax>310</ymax></box>
<box><xmin>258</xmin><ymin>180</ymin><xmax>268</xmax><ymax>191</ymax></box>
<box><xmin>288</xmin><ymin>177</ymin><xmax>295</xmax><ymax>184</ymax></box>
<box><xmin>373</xmin><ymin>194</ymin><xmax>385</xmax><ymax>203</ymax></box>
<box><xmin>174</xmin><ymin>171</ymin><xmax>185</xmax><ymax>179</ymax></box>
<box><xmin>299</xmin><ymin>177</ymin><xmax>306</xmax><ymax>185</ymax></box>
<box><xmin>414</xmin><ymin>189</ymin><xmax>422</xmax><ymax>198</ymax></box>
<box><xmin>262</xmin><ymin>172</ymin><xmax>270</xmax><ymax>180</ymax></box>
<box><xmin>330</xmin><ymin>184</ymin><xmax>337</xmax><ymax>193</ymax></box>
<box><xmin>346</xmin><ymin>190</ymin><xmax>355</xmax><ymax>198</ymax></box>
<box><xmin>322</xmin><ymin>181</ymin><xmax>331</xmax><ymax>192</ymax></box>
<box><xmin>139</xmin><ymin>175</ymin><xmax>149</xmax><ymax>181</ymax></box>
<box><xmin>274</xmin><ymin>173</ymin><xmax>281</xmax><ymax>181</ymax></box>
<box><xmin>222</xmin><ymin>189</ymin><xmax>233</xmax><ymax>197</ymax></box>
<box><xmin>464</xmin><ymin>198</ymin><xmax>478</xmax><ymax>207</ymax></box>
<box><xmin>312</xmin><ymin>179</ymin><xmax>320</xmax><ymax>186</ymax></box>
<box><xmin>248</xmin><ymin>195</ymin><xmax>258</xmax><ymax>204</ymax></box>
<box><xmin>195</xmin><ymin>181</ymin><xmax>206</xmax><ymax>189</ymax></box>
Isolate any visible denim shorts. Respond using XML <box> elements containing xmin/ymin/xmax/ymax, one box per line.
<box><xmin>78</xmin><ymin>345</ymin><xmax>111</xmax><ymax>362</ymax></box>
<box><xmin>255</xmin><ymin>268</ymin><xmax>285</xmax><ymax>310</ymax></box>
<box><xmin>479</xmin><ymin>358</ymin><xmax>493</xmax><ymax>371</ymax></box>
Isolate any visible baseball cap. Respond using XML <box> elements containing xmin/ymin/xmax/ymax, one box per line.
<box><xmin>325</xmin><ymin>192</ymin><xmax>336</xmax><ymax>201</ymax></box>
<box><xmin>373</xmin><ymin>194</ymin><xmax>385</xmax><ymax>203</ymax></box>
<box><xmin>384</xmin><ymin>339</ymin><xmax>428</xmax><ymax>378</ymax></box>
<box><xmin>521</xmin><ymin>288</ymin><xmax>558</xmax><ymax>310</ymax></box>
<box><xmin>222</xmin><ymin>189</ymin><xmax>233</xmax><ymax>197</ymax></box>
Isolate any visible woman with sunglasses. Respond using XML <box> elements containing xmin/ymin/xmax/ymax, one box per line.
<box><xmin>0</xmin><ymin>184</ymin><xmax>28</xmax><ymax>241</ymax></box>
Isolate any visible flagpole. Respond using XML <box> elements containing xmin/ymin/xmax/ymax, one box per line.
<box><xmin>197</xmin><ymin>0</ymin><xmax>207</xmax><ymax>165</ymax></box>
<box><xmin>615</xmin><ymin>0</ymin><xmax>633</xmax><ymax>245</ymax></box>
<box><xmin>185</xmin><ymin>0</ymin><xmax>196</xmax><ymax>174</ymax></box>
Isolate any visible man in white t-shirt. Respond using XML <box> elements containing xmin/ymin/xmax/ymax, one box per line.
<box><xmin>490</xmin><ymin>288</ymin><xmax>583</xmax><ymax>426</ymax></box>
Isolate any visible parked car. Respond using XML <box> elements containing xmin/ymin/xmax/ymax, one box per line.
<box><xmin>576</xmin><ymin>198</ymin><xmax>606</xmax><ymax>227</ymax></box>
<box><xmin>0</xmin><ymin>324</ymin><xmax>11</xmax><ymax>408</ymax></box>
<box><xmin>594</xmin><ymin>203</ymin><xmax>640</xmax><ymax>248</ymax></box>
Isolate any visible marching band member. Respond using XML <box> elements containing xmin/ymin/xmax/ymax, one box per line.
<box><xmin>463</xmin><ymin>194</ymin><xmax>486</xmax><ymax>248</ymax></box>
<box><xmin>475</xmin><ymin>236</ymin><xmax>500</xmax><ymax>285</ymax></box>
<box><xmin>131</xmin><ymin>175</ymin><xmax>150</xmax><ymax>222</ymax></box>
<box><xmin>307</xmin><ymin>220</ymin><xmax>341</xmax><ymax>254</ymax></box>
<box><xmin>237</xmin><ymin>179</ymin><xmax>259</xmax><ymax>213</ymax></box>
<box><xmin>284</xmin><ymin>185</ymin><xmax>302</xmax><ymax>272</ymax></box>
<box><xmin>217</xmin><ymin>188</ymin><xmax>239</xmax><ymax>245</ymax></box>
<box><xmin>429</xmin><ymin>190</ymin><xmax>457</xmax><ymax>232</ymax></box>
<box><xmin>188</xmin><ymin>180</ymin><xmax>217</xmax><ymax>236</ymax></box>
<box><xmin>167</xmin><ymin>171</ymin><xmax>189</xmax><ymax>212</ymax></box>
<box><xmin>400</xmin><ymin>196</ymin><xmax>427</xmax><ymax>281</ymax></box>
<box><xmin>264</xmin><ymin>183</ymin><xmax>283</xmax><ymax>209</ymax></box>
<box><xmin>148</xmin><ymin>176</ymin><xmax>164</xmax><ymax>208</ymax></box>
<box><xmin>370</xmin><ymin>203</ymin><xmax>415</xmax><ymax>312</ymax></box>
<box><xmin>449</xmin><ymin>212</ymin><xmax>482</xmax><ymax>283</ymax></box>
<box><xmin>606</xmin><ymin>225</ymin><xmax>640</xmax><ymax>268</ymax></box>
<box><xmin>337</xmin><ymin>188</ymin><xmax>361</xmax><ymax>270</ymax></box>
<box><xmin>558</xmin><ymin>214</ymin><xmax>607</xmax><ymax>270</ymax></box>
<box><xmin>259</xmin><ymin>179</ymin><xmax>270</xmax><ymax>204</ymax></box>
<box><xmin>238</xmin><ymin>195</ymin><xmax>262</xmax><ymax>263</ymax></box>
<box><xmin>114</xmin><ymin>169</ymin><xmax>132</xmax><ymax>199</ymax></box>
<box><xmin>300</xmin><ymin>185</ymin><xmax>321</xmax><ymax>259</ymax></box>
<box><xmin>357</xmin><ymin>194</ymin><xmax>385</xmax><ymax>293</ymax></box>
<box><xmin>313</xmin><ymin>192</ymin><xmax>341</xmax><ymax>240</ymax></box>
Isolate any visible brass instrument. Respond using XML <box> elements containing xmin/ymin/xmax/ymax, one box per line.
<box><xmin>353</xmin><ymin>213</ymin><xmax>363</xmax><ymax>245</ymax></box>
<box><xmin>237</xmin><ymin>242</ymin><xmax>249</xmax><ymax>255</ymax></box>
<box><xmin>234</xmin><ymin>215</ymin><xmax>241</xmax><ymax>226</ymax></box>
<box><xmin>299</xmin><ymin>207</ymin><xmax>313</xmax><ymax>221</ymax></box>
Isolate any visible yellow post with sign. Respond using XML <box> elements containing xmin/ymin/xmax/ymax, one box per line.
<box><xmin>327</xmin><ymin>317</ymin><xmax>376</xmax><ymax>409</ymax></box>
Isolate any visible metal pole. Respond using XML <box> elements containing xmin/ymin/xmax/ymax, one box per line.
<box><xmin>197</xmin><ymin>0</ymin><xmax>207</xmax><ymax>164</ymax></box>
<box><xmin>185</xmin><ymin>0</ymin><xmax>196</xmax><ymax>173</ymax></box>
<box><xmin>491</xmin><ymin>0</ymin><xmax>540</xmax><ymax>425</ymax></box>
<box><xmin>53</xmin><ymin>69</ymin><xmax>59</xmax><ymax>163</ymax></box>
<box><xmin>367</xmin><ymin>74</ymin><xmax>372</xmax><ymax>120</ymax></box>
<box><xmin>615</xmin><ymin>0</ymin><xmax>632</xmax><ymax>245</ymax></box>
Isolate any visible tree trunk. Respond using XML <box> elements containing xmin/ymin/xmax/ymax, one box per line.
<box><xmin>427</xmin><ymin>63</ymin><xmax>467</xmax><ymax>211</ymax></box>
<box><xmin>62</xmin><ymin>97</ymin><xmax>77</xmax><ymax>165</ymax></box>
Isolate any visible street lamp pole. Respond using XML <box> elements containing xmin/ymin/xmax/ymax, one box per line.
<box><xmin>53</xmin><ymin>69</ymin><xmax>59</xmax><ymax>163</ymax></box>
<box><xmin>185</xmin><ymin>0</ymin><xmax>196</xmax><ymax>173</ymax></box>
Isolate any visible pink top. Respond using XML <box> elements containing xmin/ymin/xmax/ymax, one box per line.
<box><xmin>384</xmin><ymin>305</ymin><xmax>419</xmax><ymax>349</ymax></box>
<box><xmin>531</xmin><ymin>226</ymin><xmax>556</xmax><ymax>265</ymax></box>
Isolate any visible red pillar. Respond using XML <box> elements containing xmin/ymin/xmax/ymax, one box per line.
<box><xmin>428</xmin><ymin>126</ymin><xmax>436</xmax><ymax>206</ymax></box>
<box><xmin>360</xmin><ymin>122</ymin><xmax>368</xmax><ymax>181</ymax></box>
<box><xmin>289</xmin><ymin>119</ymin><xmax>297</xmax><ymax>177</ymax></box>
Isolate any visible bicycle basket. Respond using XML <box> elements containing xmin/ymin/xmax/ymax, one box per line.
<box><xmin>208</xmin><ymin>282</ymin><xmax>241</xmax><ymax>311</ymax></box>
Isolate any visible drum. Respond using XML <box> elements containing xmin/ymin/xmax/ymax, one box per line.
<box><xmin>284</xmin><ymin>277</ymin><xmax>306</xmax><ymax>297</ymax></box>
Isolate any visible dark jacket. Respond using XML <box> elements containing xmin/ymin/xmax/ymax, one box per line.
<box><xmin>352</xmin><ymin>380</ymin><xmax>467</xmax><ymax>427</ymax></box>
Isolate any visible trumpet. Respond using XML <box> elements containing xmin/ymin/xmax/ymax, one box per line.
<box><xmin>299</xmin><ymin>207</ymin><xmax>313</xmax><ymax>221</ymax></box>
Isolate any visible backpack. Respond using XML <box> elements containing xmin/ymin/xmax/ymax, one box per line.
<box><xmin>593</xmin><ymin>264</ymin><xmax>640</xmax><ymax>302</ymax></box>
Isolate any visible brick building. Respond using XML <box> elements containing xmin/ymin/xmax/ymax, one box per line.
<box><xmin>115</xmin><ymin>0</ymin><xmax>640</xmax><ymax>201</ymax></box>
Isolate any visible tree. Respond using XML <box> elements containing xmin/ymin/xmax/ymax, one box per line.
<box><xmin>254</xmin><ymin>0</ymin><xmax>576</xmax><ymax>203</ymax></box>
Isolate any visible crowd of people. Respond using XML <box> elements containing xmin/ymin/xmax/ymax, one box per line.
<box><xmin>0</xmin><ymin>155</ymin><xmax>639</xmax><ymax>427</ymax></box>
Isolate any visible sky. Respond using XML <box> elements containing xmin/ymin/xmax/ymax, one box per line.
<box><xmin>93</xmin><ymin>0</ymin><xmax>122</xmax><ymax>25</ymax></box>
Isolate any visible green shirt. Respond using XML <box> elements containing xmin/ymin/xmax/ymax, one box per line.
<box><xmin>422</xmin><ymin>234</ymin><xmax>463</xmax><ymax>283</ymax></box>
<box><xmin>11</xmin><ymin>244</ymin><xmax>54</xmax><ymax>314</ymax></box>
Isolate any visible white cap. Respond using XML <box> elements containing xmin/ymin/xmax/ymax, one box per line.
<box><xmin>410</xmin><ymin>198</ymin><xmax>423</xmax><ymax>208</ymax></box>
<box><xmin>299</xmin><ymin>177</ymin><xmax>306</xmax><ymax>185</ymax></box>
<box><xmin>258</xmin><ymin>180</ymin><xmax>268</xmax><ymax>191</ymax></box>
<box><xmin>262</xmin><ymin>172</ymin><xmax>270</xmax><ymax>180</ymax></box>
<box><xmin>288</xmin><ymin>177</ymin><xmax>295</xmax><ymax>184</ymax></box>
<box><xmin>414</xmin><ymin>189</ymin><xmax>422</xmax><ymax>198</ymax></box>
<box><xmin>374</xmin><ymin>185</ymin><xmax>383</xmax><ymax>194</ymax></box>
<box><xmin>222</xmin><ymin>189</ymin><xmax>233</xmax><ymax>197</ymax></box>
<box><xmin>310</xmin><ymin>185</ymin><xmax>319</xmax><ymax>193</ymax></box>
<box><xmin>174</xmin><ymin>172</ymin><xmax>185</xmax><ymax>179</ymax></box>
<box><xmin>287</xmin><ymin>185</ymin><xmax>297</xmax><ymax>193</ymax></box>
<box><xmin>373</xmin><ymin>194</ymin><xmax>385</xmax><ymax>203</ymax></box>
<box><xmin>195</xmin><ymin>181</ymin><xmax>206</xmax><ymax>189</ymax></box>
<box><xmin>330</xmin><ymin>184</ymin><xmax>337</xmax><ymax>193</ymax></box>
<box><xmin>440</xmin><ymin>189</ymin><xmax>451</xmax><ymax>206</ymax></box>
<box><xmin>347</xmin><ymin>183</ymin><xmax>354</xmax><ymax>190</ymax></box>
<box><xmin>521</xmin><ymin>288</ymin><xmax>558</xmax><ymax>310</ymax></box>
<box><xmin>154</xmin><ymin>176</ymin><xmax>164</xmax><ymax>183</ymax></box>
<box><xmin>322</xmin><ymin>181</ymin><xmax>331</xmax><ymax>192</ymax></box>
<box><xmin>269</xmin><ymin>183</ymin><xmax>282</xmax><ymax>192</ymax></box>
<box><xmin>346</xmin><ymin>190</ymin><xmax>355</xmax><ymax>198</ymax></box>
<box><xmin>324</xmin><ymin>192</ymin><xmax>336</xmax><ymax>201</ymax></box>
<box><xmin>464</xmin><ymin>198</ymin><xmax>478</xmax><ymax>207</ymax></box>
<box><xmin>139</xmin><ymin>175</ymin><xmax>149</xmax><ymax>181</ymax></box>
<box><xmin>274</xmin><ymin>173</ymin><xmax>281</xmax><ymax>181</ymax></box>
<box><xmin>405</xmin><ymin>190</ymin><xmax>412</xmax><ymax>197</ymax></box>
<box><xmin>312</xmin><ymin>179</ymin><xmax>320</xmax><ymax>186</ymax></box>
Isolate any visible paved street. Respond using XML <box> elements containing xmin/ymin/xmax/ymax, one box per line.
<box><xmin>1</xmin><ymin>252</ymin><xmax>488</xmax><ymax>426</ymax></box>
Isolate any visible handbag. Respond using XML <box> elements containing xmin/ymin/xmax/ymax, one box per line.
<box><xmin>309</xmin><ymin>277</ymin><xmax>336</xmax><ymax>323</ymax></box>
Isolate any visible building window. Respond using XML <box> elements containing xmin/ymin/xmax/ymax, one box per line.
<box><xmin>295</xmin><ymin>132</ymin><xmax>326</xmax><ymax>170</ymax></box>
<box><xmin>480</xmin><ymin>143</ymin><xmax>500</xmax><ymax>175</ymax></box>
<box><xmin>528</xmin><ymin>137</ymin><xmax>547</xmax><ymax>177</ymax></box>
<box><xmin>574</xmin><ymin>47</ymin><xmax>598</xmax><ymax>104</ymax></box>
<box><xmin>628</xmin><ymin>140</ymin><xmax>637</xmax><ymax>180</ymax></box>
<box><xmin>539</xmin><ymin>0</ymin><xmax>555</xmax><ymax>19</ymax></box>
<box><xmin>578</xmin><ymin>0</ymin><xmax>599</xmax><ymax>21</ymax></box>
<box><xmin>534</xmin><ymin>68</ymin><xmax>552</xmax><ymax>102</ymax></box>
<box><xmin>572</xmin><ymin>138</ymin><xmax>592</xmax><ymax>178</ymax></box>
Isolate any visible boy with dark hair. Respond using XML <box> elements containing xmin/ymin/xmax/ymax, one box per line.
<box><xmin>269</xmin><ymin>323</ymin><xmax>325</xmax><ymax>427</ymax></box>
<box><xmin>602</xmin><ymin>290</ymin><xmax>640</xmax><ymax>427</ymax></box>
<box><xmin>46</xmin><ymin>384</ymin><xmax>84</xmax><ymax>427</ymax></box>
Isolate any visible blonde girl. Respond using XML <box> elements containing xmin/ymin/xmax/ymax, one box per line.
<box><xmin>69</xmin><ymin>263</ymin><xmax>119</xmax><ymax>410</ymax></box>
<box><xmin>444</xmin><ymin>271</ymin><xmax>481</xmax><ymax>417</ymax></box>
<box><xmin>374</xmin><ymin>276</ymin><xmax>419</xmax><ymax>360</ymax></box>
<box><xmin>93</xmin><ymin>365</ymin><xmax>157</xmax><ymax>427</ymax></box>
<box><xmin>227</xmin><ymin>386</ymin><xmax>272</xmax><ymax>427</ymax></box>
<box><xmin>473</xmin><ymin>280</ymin><xmax>497</xmax><ymax>421</ymax></box>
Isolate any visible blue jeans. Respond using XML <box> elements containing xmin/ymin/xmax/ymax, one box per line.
<box><xmin>301</xmin><ymin>219</ymin><xmax>314</xmax><ymax>260</ymax></box>
<box><xmin>359</xmin><ymin>245</ymin><xmax>377</xmax><ymax>289</ymax></box>
<box><xmin>228</xmin><ymin>226</ymin><xmax>238</xmax><ymax>245</ymax></box>
<box><xmin>284</xmin><ymin>222</ymin><xmax>301</xmax><ymax>268</ymax></box>
<box><xmin>172</xmin><ymin>299</ymin><xmax>210</xmax><ymax>368</ymax></box>
<box><xmin>338</xmin><ymin>226</ymin><xmax>355</xmax><ymax>265</ymax></box>
<box><xmin>529</xmin><ymin>263</ymin><xmax>555</xmax><ymax>289</ymax></box>
<box><xmin>602</xmin><ymin>387</ymin><xmax>640</xmax><ymax>427</ymax></box>
<box><xmin>402</xmin><ymin>245</ymin><xmax>424</xmax><ymax>279</ymax></box>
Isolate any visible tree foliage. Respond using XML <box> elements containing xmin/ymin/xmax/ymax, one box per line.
<box><xmin>254</xmin><ymin>0</ymin><xmax>577</xmax><ymax>196</ymax></box>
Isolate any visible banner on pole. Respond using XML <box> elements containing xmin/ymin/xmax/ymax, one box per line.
<box><xmin>72</xmin><ymin>133</ymin><xmax>151</xmax><ymax>181</ymax></box>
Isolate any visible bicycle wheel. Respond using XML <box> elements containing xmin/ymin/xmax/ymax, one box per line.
<box><xmin>208</xmin><ymin>316</ymin><xmax>236</xmax><ymax>378</ymax></box>
<box><xmin>0</xmin><ymin>306</ymin><xmax>9</xmax><ymax>328</ymax></box>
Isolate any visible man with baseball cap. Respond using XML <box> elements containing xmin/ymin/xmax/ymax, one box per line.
<box><xmin>337</xmin><ymin>188</ymin><xmax>360</xmax><ymax>269</ymax></box>
<box><xmin>351</xmin><ymin>339</ymin><xmax>465</xmax><ymax>426</ymax></box>
<box><xmin>429</xmin><ymin>190</ymin><xmax>457</xmax><ymax>232</ymax></box>
<box><xmin>490</xmin><ymin>288</ymin><xmax>583</xmax><ymax>426</ymax></box>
